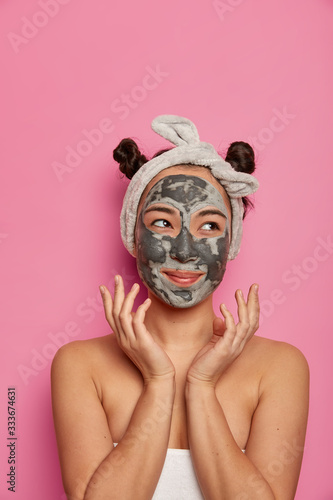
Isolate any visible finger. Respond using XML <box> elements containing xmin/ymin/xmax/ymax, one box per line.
<box><xmin>235</xmin><ymin>289</ymin><xmax>250</xmax><ymax>340</ymax></box>
<box><xmin>118</xmin><ymin>283</ymin><xmax>141</xmax><ymax>338</ymax></box>
<box><xmin>121</xmin><ymin>283</ymin><xmax>140</xmax><ymax>316</ymax></box>
<box><xmin>235</xmin><ymin>290</ymin><xmax>249</xmax><ymax>331</ymax></box>
<box><xmin>112</xmin><ymin>275</ymin><xmax>126</xmax><ymax>334</ymax></box>
<box><xmin>132</xmin><ymin>298</ymin><xmax>151</xmax><ymax>338</ymax></box>
<box><xmin>113</xmin><ymin>275</ymin><xmax>125</xmax><ymax>315</ymax></box>
<box><xmin>212</xmin><ymin>317</ymin><xmax>226</xmax><ymax>338</ymax></box>
<box><xmin>99</xmin><ymin>285</ymin><xmax>116</xmax><ymax>332</ymax></box>
<box><xmin>246</xmin><ymin>283</ymin><xmax>260</xmax><ymax>332</ymax></box>
<box><xmin>219</xmin><ymin>303</ymin><xmax>236</xmax><ymax>343</ymax></box>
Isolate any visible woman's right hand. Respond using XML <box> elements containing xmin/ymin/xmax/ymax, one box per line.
<box><xmin>99</xmin><ymin>276</ymin><xmax>175</xmax><ymax>383</ymax></box>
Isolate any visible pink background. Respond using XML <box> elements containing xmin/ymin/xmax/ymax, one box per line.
<box><xmin>1</xmin><ymin>0</ymin><xmax>332</xmax><ymax>498</ymax></box>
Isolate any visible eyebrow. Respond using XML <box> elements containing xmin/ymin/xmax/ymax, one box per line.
<box><xmin>144</xmin><ymin>205</ymin><xmax>177</xmax><ymax>215</ymax></box>
<box><xmin>194</xmin><ymin>209</ymin><xmax>226</xmax><ymax>218</ymax></box>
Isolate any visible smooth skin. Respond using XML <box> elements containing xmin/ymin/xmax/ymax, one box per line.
<box><xmin>51</xmin><ymin>167</ymin><xmax>309</xmax><ymax>500</ymax></box>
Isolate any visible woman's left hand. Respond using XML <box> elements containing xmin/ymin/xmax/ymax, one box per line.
<box><xmin>186</xmin><ymin>284</ymin><xmax>260</xmax><ymax>386</ymax></box>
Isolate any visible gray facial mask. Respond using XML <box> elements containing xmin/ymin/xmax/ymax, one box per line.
<box><xmin>135</xmin><ymin>175</ymin><xmax>230</xmax><ymax>308</ymax></box>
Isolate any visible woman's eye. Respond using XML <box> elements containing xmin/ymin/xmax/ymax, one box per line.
<box><xmin>201</xmin><ymin>222</ymin><xmax>219</xmax><ymax>231</ymax></box>
<box><xmin>152</xmin><ymin>219</ymin><xmax>171</xmax><ymax>228</ymax></box>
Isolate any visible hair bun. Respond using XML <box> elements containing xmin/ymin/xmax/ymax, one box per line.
<box><xmin>225</xmin><ymin>141</ymin><xmax>256</xmax><ymax>218</ymax></box>
<box><xmin>113</xmin><ymin>138</ymin><xmax>148</xmax><ymax>179</ymax></box>
<box><xmin>225</xmin><ymin>141</ymin><xmax>255</xmax><ymax>175</ymax></box>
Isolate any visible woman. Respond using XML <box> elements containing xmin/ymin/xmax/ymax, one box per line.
<box><xmin>51</xmin><ymin>115</ymin><xmax>309</xmax><ymax>500</ymax></box>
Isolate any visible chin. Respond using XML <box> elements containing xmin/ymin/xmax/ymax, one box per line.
<box><xmin>150</xmin><ymin>288</ymin><xmax>213</xmax><ymax>310</ymax></box>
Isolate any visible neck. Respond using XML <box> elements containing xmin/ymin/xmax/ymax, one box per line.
<box><xmin>144</xmin><ymin>292</ymin><xmax>217</xmax><ymax>354</ymax></box>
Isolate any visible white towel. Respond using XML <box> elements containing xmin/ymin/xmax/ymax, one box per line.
<box><xmin>151</xmin><ymin>448</ymin><xmax>204</xmax><ymax>500</ymax></box>
<box><xmin>113</xmin><ymin>444</ymin><xmax>245</xmax><ymax>499</ymax></box>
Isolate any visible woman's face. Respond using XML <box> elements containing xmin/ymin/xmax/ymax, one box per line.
<box><xmin>134</xmin><ymin>166</ymin><xmax>232</xmax><ymax>308</ymax></box>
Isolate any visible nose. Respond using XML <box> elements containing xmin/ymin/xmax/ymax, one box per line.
<box><xmin>170</xmin><ymin>227</ymin><xmax>198</xmax><ymax>263</ymax></box>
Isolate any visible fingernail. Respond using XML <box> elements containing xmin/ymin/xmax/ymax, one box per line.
<box><xmin>131</xmin><ymin>283</ymin><xmax>139</xmax><ymax>292</ymax></box>
<box><xmin>254</xmin><ymin>284</ymin><xmax>259</xmax><ymax>294</ymax></box>
<box><xmin>115</xmin><ymin>275</ymin><xmax>119</xmax><ymax>285</ymax></box>
<box><xmin>99</xmin><ymin>285</ymin><xmax>105</xmax><ymax>295</ymax></box>
<box><xmin>221</xmin><ymin>303</ymin><xmax>228</xmax><ymax>310</ymax></box>
<box><xmin>239</xmin><ymin>290</ymin><xmax>243</xmax><ymax>298</ymax></box>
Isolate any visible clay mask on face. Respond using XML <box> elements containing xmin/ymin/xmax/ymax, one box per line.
<box><xmin>135</xmin><ymin>174</ymin><xmax>231</xmax><ymax>308</ymax></box>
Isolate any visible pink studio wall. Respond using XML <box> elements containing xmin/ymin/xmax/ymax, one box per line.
<box><xmin>1</xmin><ymin>1</ymin><xmax>332</xmax><ymax>498</ymax></box>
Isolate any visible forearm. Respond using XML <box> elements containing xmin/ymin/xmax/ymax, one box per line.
<box><xmin>185</xmin><ymin>383</ymin><xmax>275</xmax><ymax>500</ymax></box>
<box><xmin>84</xmin><ymin>377</ymin><xmax>175</xmax><ymax>500</ymax></box>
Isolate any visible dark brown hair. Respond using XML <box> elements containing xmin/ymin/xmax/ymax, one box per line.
<box><xmin>113</xmin><ymin>139</ymin><xmax>256</xmax><ymax>218</ymax></box>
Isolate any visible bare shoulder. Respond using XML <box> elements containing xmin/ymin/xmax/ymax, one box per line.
<box><xmin>247</xmin><ymin>335</ymin><xmax>308</xmax><ymax>367</ymax></box>
<box><xmin>51</xmin><ymin>334</ymin><xmax>122</xmax><ymax>381</ymax></box>
<box><xmin>244</xmin><ymin>337</ymin><xmax>309</xmax><ymax>498</ymax></box>
<box><xmin>51</xmin><ymin>335</ymin><xmax>122</xmax><ymax>498</ymax></box>
<box><xmin>246</xmin><ymin>335</ymin><xmax>309</xmax><ymax>391</ymax></box>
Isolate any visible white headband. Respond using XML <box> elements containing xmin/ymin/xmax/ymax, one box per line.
<box><xmin>120</xmin><ymin>115</ymin><xmax>259</xmax><ymax>260</ymax></box>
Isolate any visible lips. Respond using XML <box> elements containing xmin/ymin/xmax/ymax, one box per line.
<box><xmin>161</xmin><ymin>268</ymin><xmax>205</xmax><ymax>287</ymax></box>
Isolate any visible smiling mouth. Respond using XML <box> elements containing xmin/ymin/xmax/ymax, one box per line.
<box><xmin>161</xmin><ymin>268</ymin><xmax>205</xmax><ymax>287</ymax></box>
